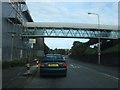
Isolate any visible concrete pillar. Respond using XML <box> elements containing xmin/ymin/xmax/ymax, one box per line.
<box><xmin>34</xmin><ymin>38</ymin><xmax>44</xmax><ymax>57</ymax></box>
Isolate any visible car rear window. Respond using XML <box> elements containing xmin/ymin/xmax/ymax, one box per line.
<box><xmin>44</xmin><ymin>55</ymin><xmax>54</xmax><ymax>60</ymax></box>
<box><xmin>54</xmin><ymin>55</ymin><xmax>63</xmax><ymax>59</ymax></box>
<box><xmin>42</xmin><ymin>55</ymin><xmax>64</xmax><ymax>62</ymax></box>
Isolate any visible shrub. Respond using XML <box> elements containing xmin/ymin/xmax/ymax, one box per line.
<box><xmin>2</xmin><ymin>59</ymin><xmax>26</xmax><ymax>69</ymax></box>
<box><xmin>2</xmin><ymin>61</ymin><xmax>11</xmax><ymax>69</ymax></box>
<box><xmin>10</xmin><ymin>60</ymin><xmax>26</xmax><ymax>67</ymax></box>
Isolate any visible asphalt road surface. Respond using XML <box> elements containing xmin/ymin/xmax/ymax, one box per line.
<box><xmin>24</xmin><ymin>57</ymin><xmax>119</xmax><ymax>88</ymax></box>
<box><xmin>3</xmin><ymin>57</ymin><xmax>119</xmax><ymax>88</ymax></box>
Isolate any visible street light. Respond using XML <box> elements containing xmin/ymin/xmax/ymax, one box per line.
<box><xmin>88</xmin><ymin>12</ymin><xmax>101</xmax><ymax>64</ymax></box>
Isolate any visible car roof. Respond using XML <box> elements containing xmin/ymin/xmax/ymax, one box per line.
<box><xmin>46</xmin><ymin>54</ymin><xmax>54</xmax><ymax>55</ymax></box>
<box><xmin>46</xmin><ymin>54</ymin><xmax>62</xmax><ymax>56</ymax></box>
<box><xmin>54</xmin><ymin>54</ymin><xmax>61</xmax><ymax>55</ymax></box>
<box><xmin>43</xmin><ymin>54</ymin><xmax>64</xmax><ymax>61</ymax></box>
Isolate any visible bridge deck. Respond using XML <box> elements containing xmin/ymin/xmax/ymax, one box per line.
<box><xmin>23</xmin><ymin>22</ymin><xmax>118</xmax><ymax>31</ymax></box>
<box><xmin>22</xmin><ymin>22</ymin><xmax>119</xmax><ymax>39</ymax></box>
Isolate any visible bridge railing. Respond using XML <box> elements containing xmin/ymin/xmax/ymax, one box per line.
<box><xmin>22</xmin><ymin>27</ymin><xmax>119</xmax><ymax>39</ymax></box>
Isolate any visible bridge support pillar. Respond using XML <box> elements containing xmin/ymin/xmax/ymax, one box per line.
<box><xmin>33</xmin><ymin>38</ymin><xmax>44</xmax><ymax>58</ymax></box>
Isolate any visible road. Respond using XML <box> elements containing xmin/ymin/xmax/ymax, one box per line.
<box><xmin>24</xmin><ymin>57</ymin><xmax>119</xmax><ymax>88</ymax></box>
<box><xmin>3</xmin><ymin>57</ymin><xmax>119</xmax><ymax>88</ymax></box>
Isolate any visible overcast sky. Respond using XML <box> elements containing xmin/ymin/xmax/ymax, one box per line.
<box><xmin>26</xmin><ymin>0</ymin><xmax>118</xmax><ymax>49</ymax></box>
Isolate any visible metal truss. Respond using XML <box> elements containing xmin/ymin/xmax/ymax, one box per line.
<box><xmin>22</xmin><ymin>27</ymin><xmax>119</xmax><ymax>39</ymax></box>
<box><xmin>7</xmin><ymin>1</ymin><xmax>27</xmax><ymax>24</ymax></box>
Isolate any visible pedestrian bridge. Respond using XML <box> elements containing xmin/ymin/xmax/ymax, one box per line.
<box><xmin>22</xmin><ymin>22</ymin><xmax>119</xmax><ymax>39</ymax></box>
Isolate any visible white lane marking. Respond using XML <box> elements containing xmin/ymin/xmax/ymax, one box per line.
<box><xmin>99</xmin><ymin>72</ymin><xmax>119</xmax><ymax>80</ymax></box>
<box><xmin>70</xmin><ymin>64</ymin><xmax>73</xmax><ymax>66</ymax></box>
<box><xmin>69</xmin><ymin>64</ymin><xmax>81</xmax><ymax>69</ymax></box>
<box><xmin>70</xmin><ymin>64</ymin><xmax>75</xmax><ymax>68</ymax></box>
<box><xmin>78</xmin><ymin>65</ymin><xmax>119</xmax><ymax>80</ymax></box>
<box><xmin>75</xmin><ymin>66</ymin><xmax>80</xmax><ymax>68</ymax></box>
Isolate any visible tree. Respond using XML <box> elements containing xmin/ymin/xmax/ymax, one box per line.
<box><xmin>71</xmin><ymin>41</ymin><xmax>88</xmax><ymax>57</ymax></box>
<box><xmin>86</xmin><ymin>39</ymin><xmax>98</xmax><ymax>46</ymax></box>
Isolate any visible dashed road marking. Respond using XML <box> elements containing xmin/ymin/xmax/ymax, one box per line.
<box><xmin>70</xmin><ymin>64</ymin><xmax>74</xmax><ymax>68</ymax></box>
<box><xmin>69</xmin><ymin>64</ymin><xmax>81</xmax><ymax>69</ymax></box>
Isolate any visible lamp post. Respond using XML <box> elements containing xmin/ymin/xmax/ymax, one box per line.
<box><xmin>88</xmin><ymin>13</ymin><xmax>101</xmax><ymax>64</ymax></box>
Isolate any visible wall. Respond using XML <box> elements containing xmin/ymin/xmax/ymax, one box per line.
<box><xmin>0</xmin><ymin>1</ymin><xmax>2</xmax><ymax>90</ymax></box>
<box><xmin>0</xmin><ymin>1</ymin><xmax>2</xmax><ymax>62</ymax></box>
<box><xmin>2</xmin><ymin>2</ymin><xmax>29</xmax><ymax>61</ymax></box>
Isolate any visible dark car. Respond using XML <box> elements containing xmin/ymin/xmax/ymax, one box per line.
<box><xmin>40</xmin><ymin>54</ymin><xmax>67</xmax><ymax>77</ymax></box>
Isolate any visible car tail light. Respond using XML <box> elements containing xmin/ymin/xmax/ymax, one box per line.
<box><xmin>62</xmin><ymin>63</ymin><xmax>67</xmax><ymax>68</ymax></box>
<box><xmin>40</xmin><ymin>63</ymin><xmax>45</xmax><ymax>67</ymax></box>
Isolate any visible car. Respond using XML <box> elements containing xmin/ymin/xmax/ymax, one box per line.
<box><xmin>40</xmin><ymin>54</ymin><xmax>67</xmax><ymax>77</ymax></box>
<box><xmin>62</xmin><ymin>55</ymin><xmax>66</xmax><ymax>60</ymax></box>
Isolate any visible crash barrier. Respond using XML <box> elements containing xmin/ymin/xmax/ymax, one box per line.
<box><xmin>26</xmin><ymin>59</ymin><xmax>40</xmax><ymax>75</ymax></box>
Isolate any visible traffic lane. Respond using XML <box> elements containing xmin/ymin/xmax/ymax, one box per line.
<box><xmin>24</xmin><ymin>61</ymin><xmax>118</xmax><ymax>88</ymax></box>
<box><xmin>25</xmin><ymin>68</ymin><xmax>96</xmax><ymax>88</ymax></box>
<box><xmin>66</xmin><ymin>57</ymin><xmax>119</xmax><ymax>78</ymax></box>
